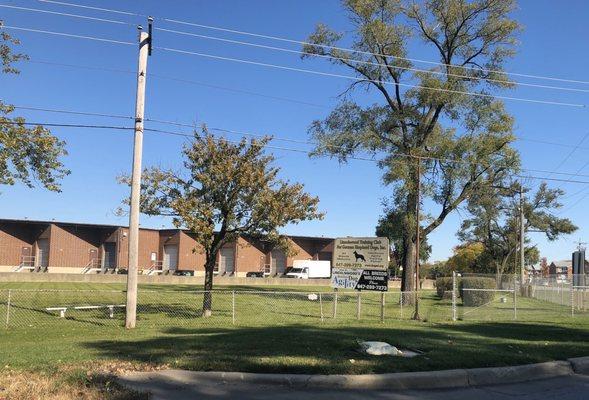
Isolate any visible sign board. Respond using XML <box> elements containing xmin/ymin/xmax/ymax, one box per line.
<box><xmin>332</xmin><ymin>237</ymin><xmax>390</xmax><ymax>270</ymax></box>
<box><xmin>332</xmin><ymin>269</ymin><xmax>388</xmax><ymax>292</ymax></box>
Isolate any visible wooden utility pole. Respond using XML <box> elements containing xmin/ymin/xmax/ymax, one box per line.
<box><xmin>125</xmin><ymin>21</ymin><xmax>152</xmax><ymax>329</ymax></box>
<box><xmin>519</xmin><ymin>182</ymin><xmax>525</xmax><ymax>287</ymax></box>
<box><xmin>412</xmin><ymin>157</ymin><xmax>421</xmax><ymax>321</ymax></box>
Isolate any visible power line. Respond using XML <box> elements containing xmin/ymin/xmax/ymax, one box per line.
<box><xmin>5</xmin><ymin>1</ymin><xmax>585</xmax><ymax>93</ymax></box>
<box><xmin>155</xmin><ymin>27</ymin><xmax>589</xmax><ymax>94</ymax></box>
<box><xmin>0</xmin><ymin>120</ymin><xmax>134</xmax><ymax>130</ymax></box>
<box><xmin>5</xmin><ymin>24</ymin><xmax>586</xmax><ymax>108</ymax></box>
<box><xmin>38</xmin><ymin>0</ymin><xmax>145</xmax><ymax>17</ymax></box>
<box><xmin>8</xmin><ymin>104</ymin><xmax>589</xmax><ymax>180</ymax></box>
<box><xmin>25</xmin><ymin>59</ymin><xmax>327</xmax><ymax>108</ymax></box>
<box><xmin>2</xmin><ymin>25</ymin><xmax>134</xmax><ymax>46</ymax></box>
<box><xmin>35</xmin><ymin>0</ymin><xmax>589</xmax><ymax>85</ymax></box>
<box><xmin>15</xmin><ymin>60</ymin><xmax>589</xmax><ymax>153</ymax></box>
<box><xmin>0</xmin><ymin>4</ymin><xmax>134</xmax><ymax>26</ymax></box>
<box><xmin>155</xmin><ymin>46</ymin><xmax>587</xmax><ymax>108</ymax></box>
<box><xmin>7</xmin><ymin>104</ymin><xmax>135</xmax><ymax>120</ymax></box>
<box><xmin>3</xmin><ymin>114</ymin><xmax>589</xmax><ymax>185</ymax></box>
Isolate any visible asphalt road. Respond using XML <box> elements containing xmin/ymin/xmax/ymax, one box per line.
<box><xmin>118</xmin><ymin>373</ymin><xmax>589</xmax><ymax>400</ymax></box>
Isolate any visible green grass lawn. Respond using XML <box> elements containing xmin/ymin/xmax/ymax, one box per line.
<box><xmin>1</xmin><ymin>282</ymin><xmax>588</xmax><ymax>376</ymax></box>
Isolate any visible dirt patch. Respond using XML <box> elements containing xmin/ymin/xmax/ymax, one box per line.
<box><xmin>0</xmin><ymin>361</ymin><xmax>168</xmax><ymax>400</ymax></box>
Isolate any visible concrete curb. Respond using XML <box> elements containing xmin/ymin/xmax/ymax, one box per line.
<box><xmin>568</xmin><ymin>356</ymin><xmax>589</xmax><ymax>375</ymax></box>
<box><xmin>119</xmin><ymin>358</ymin><xmax>589</xmax><ymax>391</ymax></box>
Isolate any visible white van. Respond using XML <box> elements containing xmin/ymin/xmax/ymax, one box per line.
<box><xmin>285</xmin><ymin>260</ymin><xmax>331</xmax><ymax>279</ymax></box>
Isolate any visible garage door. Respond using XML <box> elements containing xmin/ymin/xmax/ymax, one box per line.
<box><xmin>36</xmin><ymin>239</ymin><xmax>49</xmax><ymax>268</ymax></box>
<box><xmin>271</xmin><ymin>250</ymin><xmax>286</xmax><ymax>275</ymax></box>
<box><xmin>163</xmin><ymin>244</ymin><xmax>178</xmax><ymax>271</ymax></box>
<box><xmin>220</xmin><ymin>248</ymin><xmax>235</xmax><ymax>274</ymax></box>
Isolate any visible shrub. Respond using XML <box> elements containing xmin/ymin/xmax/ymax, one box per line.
<box><xmin>461</xmin><ymin>277</ymin><xmax>496</xmax><ymax>307</ymax></box>
<box><xmin>435</xmin><ymin>277</ymin><xmax>460</xmax><ymax>298</ymax></box>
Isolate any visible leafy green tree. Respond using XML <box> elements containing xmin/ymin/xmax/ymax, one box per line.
<box><xmin>302</xmin><ymin>0</ymin><xmax>520</xmax><ymax>297</ymax></box>
<box><xmin>0</xmin><ymin>21</ymin><xmax>69</xmax><ymax>192</ymax></box>
<box><xmin>376</xmin><ymin>208</ymin><xmax>431</xmax><ymax>267</ymax></box>
<box><xmin>119</xmin><ymin>130</ymin><xmax>323</xmax><ymax>316</ymax></box>
<box><xmin>445</xmin><ymin>242</ymin><xmax>484</xmax><ymax>273</ymax></box>
<box><xmin>459</xmin><ymin>182</ymin><xmax>576</xmax><ymax>277</ymax></box>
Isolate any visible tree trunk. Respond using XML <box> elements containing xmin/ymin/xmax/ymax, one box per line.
<box><xmin>202</xmin><ymin>259</ymin><xmax>215</xmax><ymax>317</ymax></box>
<box><xmin>401</xmin><ymin>238</ymin><xmax>416</xmax><ymax>305</ymax></box>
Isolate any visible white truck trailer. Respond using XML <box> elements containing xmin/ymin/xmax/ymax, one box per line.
<box><xmin>285</xmin><ymin>260</ymin><xmax>331</xmax><ymax>279</ymax></box>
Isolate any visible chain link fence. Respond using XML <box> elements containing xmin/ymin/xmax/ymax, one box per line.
<box><xmin>448</xmin><ymin>273</ymin><xmax>589</xmax><ymax>322</ymax></box>
<box><xmin>6</xmin><ymin>275</ymin><xmax>585</xmax><ymax>329</ymax></box>
<box><xmin>1</xmin><ymin>288</ymin><xmax>446</xmax><ymax>329</ymax></box>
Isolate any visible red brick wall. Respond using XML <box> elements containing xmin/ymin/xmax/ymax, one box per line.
<box><xmin>178</xmin><ymin>231</ymin><xmax>206</xmax><ymax>271</ymax></box>
<box><xmin>236</xmin><ymin>236</ymin><xmax>266</xmax><ymax>273</ymax></box>
<box><xmin>0</xmin><ymin>223</ymin><xmax>40</xmax><ymax>266</ymax></box>
<box><xmin>111</xmin><ymin>228</ymin><xmax>160</xmax><ymax>269</ymax></box>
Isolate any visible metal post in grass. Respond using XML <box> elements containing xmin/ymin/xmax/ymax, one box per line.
<box><xmin>319</xmin><ymin>293</ymin><xmax>324</xmax><ymax>322</ymax></box>
<box><xmin>5</xmin><ymin>289</ymin><xmax>11</xmax><ymax>328</ymax></box>
<box><xmin>356</xmin><ymin>292</ymin><xmax>361</xmax><ymax>320</ymax></box>
<box><xmin>232</xmin><ymin>291</ymin><xmax>235</xmax><ymax>325</ymax></box>
<box><xmin>571</xmin><ymin>283</ymin><xmax>575</xmax><ymax>317</ymax></box>
<box><xmin>452</xmin><ymin>271</ymin><xmax>457</xmax><ymax>322</ymax></box>
<box><xmin>332</xmin><ymin>289</ymin><xmax>338</xmax><ymax>319</ymax></box>
<box><xmin>380</xmin><ymin>292</ymin><xmax>385</xmax><ymax>323</ymax></box>
<box><xmin>513</xmin><ymin>281</ymin><xmax>517</xmax><ymax>320</ymax></box>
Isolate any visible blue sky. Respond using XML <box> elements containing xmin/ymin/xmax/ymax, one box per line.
<box><xmin>0</xmin><ymin>0</ymin><xmax>588</xmax><ymax>263</ymax></box>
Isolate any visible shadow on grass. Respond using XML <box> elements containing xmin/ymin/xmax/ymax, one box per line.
<box><xmin>84</xmin><ymin>321</ymin><xmax>589</xmax><ymax>374</ymax></box>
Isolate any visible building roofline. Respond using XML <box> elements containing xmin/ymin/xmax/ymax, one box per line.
<box><xmin>0</xmin><ymin>218</ymin><xmax>335</xmax><ymax>241</ymax></box>
<box><xmin>0</xmin><ymin>218</ymin><xmax>160</xmax><ymax>231</ymax></box>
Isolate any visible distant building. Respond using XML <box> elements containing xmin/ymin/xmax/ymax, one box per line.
<box><xmin>0</xmin><ymin>218</ymin><xmax>334</xmax><ymax>276</ymax></box>
<box><xmin>548</xmin><ymin>260</ymin><xmax>573</xmax><ymax>280</ymax></box>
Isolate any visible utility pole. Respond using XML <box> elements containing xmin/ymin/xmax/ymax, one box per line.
<box><xmin>126</xmin><ymin>19</ymin><xmax>152</xmax><ymax>329</ymax></box>
<box><xmin>413</xmin><ymin>156</ymin><xmax>421</xmax><ymax>321</ymax></box>
<box><xmin>519</xmin><ymin>182</ymin><xmax>525</xmax><ymax>288</ymax></box>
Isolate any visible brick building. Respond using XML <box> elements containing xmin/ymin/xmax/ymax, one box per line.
<box><xmin>0</xmin><ymin>219</ymin><xmax>334</xmax><ymax>276</ymax></box>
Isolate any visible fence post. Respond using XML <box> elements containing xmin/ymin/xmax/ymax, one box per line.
<box><xmin>356</xmin><ymin>292</ymin><xmax>361</xmax><ymax>320</ymax></box>
<box><xmin>232</xmin><ymin>290</ymin><xmax>235</xmax><ymax>325</ymax></box>
<box><xmin>380</xmin><ymin>292</ymin><xmax>385</xmax><ymax>323</ymax></box>
<box><xmin>452</xmin><ymin>271</ymin><xmax>457</xmax><ymax>322</ymax></box>
<box><xmin>332</xmin><ymin>289</ymin><xmax>338</xmax><ymax>319</ymax></box>
<box><xmin>571</xmin><ymin>283</ymin><xmax>575</xmax><ymax>317</ymax></box>
<box><xmin>513</xmin><ymin>280</ymin><xmax>517</xmax><ymax>320</ymax></box>
<box><xmin>5</xmin><ymin>289</ymin><xmax>11</xmax><ymax>328</ymax></box>
<box><xmin>319</xmin><ymin>293</ymin><xmax>324</xmax><ymax>322</ymax></box>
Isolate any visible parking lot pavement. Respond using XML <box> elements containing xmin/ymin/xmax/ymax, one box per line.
<box><xmin>119</xmin><ymin>373</ymin><xmax>589</xmax><ymax>400</ymax></box>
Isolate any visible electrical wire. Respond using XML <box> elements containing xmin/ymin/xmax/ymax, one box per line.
<box><xmin>8</xmin><ymin>103</ymin><xmax>589</xmax><ymax>180</ymax></box>
<box><xmin>7</xmin><ymin>104</ymin><xmax>135</xmax><ymax>120</ymax></box>
<box><xmin>156</xmin><ymin>46</ymin><xmax>587</xmax><ymax>108</ymax></box>
<box><xmin>35</xmin><ymin>0</ymin><xmax>589</xmax><ymax>85</ymax></box>
<box><xmin>0</xmin><ymin>120</ymin><xmax>134</xmax><ymax>129</ymax></box>
<box><xmin>38</xmin><ymin>0</ymin><xmax>143</xmax><ymax>17</ymax></box>
<box><xmin>155</xmin><ymin>27</ymin><xmax>589</xmax><ymax>94</ymax></box>
<box><xmin>3</xmin><ymin>24</ymin><xmax>585</xmax><ymax>108</ymax></box>
<box><xmin>0</xmin><ymin>4</ymin><xmax>134</xmax><ymax>25</ymax></box>
<box><xmin>1</xmin><ymin>25</ymin><xmax>135</xmax><ymax>46</ymax></box>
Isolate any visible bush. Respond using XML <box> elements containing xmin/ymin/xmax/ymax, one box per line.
<box><xmin>435</xmin><ymin>277</ymin><xmax>453</xmax><ymax>298</ymax></box>
<box><xmin>461</xmin><ymin>277</ymin><xmax>496</xmax><ymax>307</ymax></box>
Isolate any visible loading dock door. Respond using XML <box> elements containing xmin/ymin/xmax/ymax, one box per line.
<box><xmin>36</xmin><ymin>239</ymin><xmax>49</xmax><ymax>268</ymax></box>
<box><xmin>103</xmin><ymin>242</ymin><xmax>117</xmax><ymax>268</ymax></box>
<box><xmin>163</xmin><ymin>244</ymin><xmax>178</xmax><ymax>271</ymax></box>
<box><xmin>271</xmin><ymin>250</ymin><xmax>286</xmax><ymax>275</ymax></box>
<box><xmin>220</xmin><ymin>248</ymin><xmax>235</xmax><ymax>274</ymax></box>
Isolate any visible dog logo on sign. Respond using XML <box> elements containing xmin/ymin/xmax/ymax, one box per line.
<box><xmin>353</xmin><ymin>251</ymin><xmax>366</xmax><ymax>262</ymax></box>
